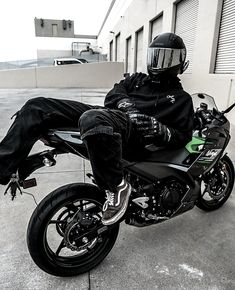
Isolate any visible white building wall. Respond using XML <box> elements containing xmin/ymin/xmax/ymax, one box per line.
<box><xmin>98</xmin><ymin>0</ymin><xmax>235</xmax><ymax>125</ymax></box>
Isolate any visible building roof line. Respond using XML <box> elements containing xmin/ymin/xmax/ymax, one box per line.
<box><xmin>74</xmin><ymin>34</ymin><xmax>97</xmax><ymax>39</ymax></box>
<box><xmin>98</xmin><ymin>0</ymin><xmax>116</xmax><ymax>37</ymax></box>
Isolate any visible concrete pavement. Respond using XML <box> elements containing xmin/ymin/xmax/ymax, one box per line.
<box><xmin>0</xmin><ymin>88</ymin><xmax>234</xmax><ymax>290</ymax></box>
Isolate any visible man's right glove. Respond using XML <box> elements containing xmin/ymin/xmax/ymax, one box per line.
<box><xmin>129</xmin><ymin>113</ymin><xmax>171</xmax><ymax>145</ymax></box>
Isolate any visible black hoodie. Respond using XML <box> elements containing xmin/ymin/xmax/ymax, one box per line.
<box><xmin>104</xmin><ymin>73</ymin><xmax>194</xmax><ymax>148</ymax></box>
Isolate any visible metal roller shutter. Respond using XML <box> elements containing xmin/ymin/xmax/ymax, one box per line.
<box><xmin>126</xmin><ymin>36</ymin><xmax>132</xmax><ymax>73</ymax></box>
<box><xmin>150</xmin><ymin>15</ymin><xmax>163</xmax><ymax>41</ymax></box>
<box><xmin>215</xmin><ymin>0</ymin><xmax>235</xmax><ymax>74</ymax></box>
<box><xmin>115</xmin><ymin>33</ymin><xmax>121</xmax><ymax>61</ymax></box>
<box><xmin>135</xmin><ymin>28</ymin><xmax>144</xmax><ymax>72</ymax></box>
<box><xmin>175</xmin><ymin>0</ymin><xmax>199</xmax><ymax>73</ymax></box>
<box><xmin>109</xmin><ymin>40</ymin><xmax>113</xmax><ymax>61</ymax></box>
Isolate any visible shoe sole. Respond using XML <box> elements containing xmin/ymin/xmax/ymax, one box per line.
<box><xmin>102</xmin><ymin>184</ymin><xmax>131</xmax><ymax>226</ymax></box>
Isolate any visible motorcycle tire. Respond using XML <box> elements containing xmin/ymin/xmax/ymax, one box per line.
<box><xmin>196</xmin><ymin>155</ymin><xmax>234</xmax><ymax>211</ymax></box>
<box><xmin>27</xmin><ymin>183</ymin><xmax>119</xmax><ymax>277</ymax></box>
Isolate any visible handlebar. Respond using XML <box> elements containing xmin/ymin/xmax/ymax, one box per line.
<box><xmin>196</xmin><ymin>102</ymin><xmax>212</xmax><ymax>124</ymax></box>
<box><xmin>194</xmin><ymin>102</ymin><xmax>228</xmax><ymax>136</ymax></box>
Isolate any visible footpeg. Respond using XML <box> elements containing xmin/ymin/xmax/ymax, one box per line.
<box><xmin>132</xmin><ymin>197</ymin><xmax>149</xmax><ymax>209</ymax></box>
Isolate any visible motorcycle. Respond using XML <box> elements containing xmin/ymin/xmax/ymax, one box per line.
<box><xmin>4</xmin><ymin>93</ymin><xmax>235</xmax><ymax>277</ymax></box>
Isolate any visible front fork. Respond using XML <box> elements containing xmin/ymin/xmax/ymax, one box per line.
<box><xmin>201</xmin><ymin>155</ymin><xmax>229</xmax><ymax>199</ymax></box>
<box><xmin>203</xmin><ymin>154</ymin><xmax>227</xmax><ymax>183</ymax></box>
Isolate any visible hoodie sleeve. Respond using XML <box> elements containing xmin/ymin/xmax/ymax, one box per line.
<box><xmin>163</xmin><ymin>93</ymin><xmax>194</xmax><ymax>148</ymax></box>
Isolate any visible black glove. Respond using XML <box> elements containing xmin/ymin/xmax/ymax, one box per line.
<box><xmin>129</xmin><ymin>113</ymin><xmax>171</xmax><ymax>144</ymax></box>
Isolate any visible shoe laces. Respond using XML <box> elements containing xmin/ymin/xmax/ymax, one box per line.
<box><xmin>103</xmin><ymin>190</ymin><xmax>115</xmax><ymax>211</ymax></box>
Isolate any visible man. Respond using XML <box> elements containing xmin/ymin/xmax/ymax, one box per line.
<box><xmin>0</xmin><ymin>32</ymin><xmax>194</xmax><ymax>226</ymax></box>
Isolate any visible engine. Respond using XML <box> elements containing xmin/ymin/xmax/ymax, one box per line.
<box><xmin>126</xmin><ymin>176</ymin><xmax>187</xmax><ymax>227</ymax></box>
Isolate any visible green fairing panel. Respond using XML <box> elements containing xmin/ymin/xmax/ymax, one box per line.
<box><xmin>185</xmin><ymin>137</ymin><xmax>206</xmax><ymax>154</ymax></box>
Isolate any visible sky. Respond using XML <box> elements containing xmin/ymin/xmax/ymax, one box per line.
<box><xmin>0</xmin><ymin>0</ymin><xmax>112</xmax><ymax>61</ymax></box>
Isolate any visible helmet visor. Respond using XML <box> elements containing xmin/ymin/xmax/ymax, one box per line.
<box><xmin>147</xmin><ymin>47</ymin><xmax>186</xmax><ymax>72</ymax></box>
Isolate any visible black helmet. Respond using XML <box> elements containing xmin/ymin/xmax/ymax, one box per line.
<box><xmin>147</xmin><ymin>32</ymin><xmax>188</xmax><ymax>77</ymax></box>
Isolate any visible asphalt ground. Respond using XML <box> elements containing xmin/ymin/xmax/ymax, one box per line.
<box><xmin>0</xmin><ymin>88</ymin><xmax>234</xmax><ymax>290</ymax></box>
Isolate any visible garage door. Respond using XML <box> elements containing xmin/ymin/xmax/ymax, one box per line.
<box><xmin>150</xmin><ymin>14</ymin><xmax>163</xmax><ymax>42</ymax></box>
<box><xmin>215</xmin><ymin>0</ymin><xmax>235</xmax><ymax>74</ymax></box>
<box><xmin>174</xmin><ymin>0</ymin><xmax>199</xmax><ymax>73</ymax></box>
<box><xmin>109</xmin><ymin>40</ymin><xmax>113</xmax><ymax>61</ymax></box>
<box><xmin>126</xmin><ymin>36</ymin><xmax>132</xmax><ymax>73</ymax></box>
<box><xmin>115</xmin><ymin>33</ymin><xmax>121</xmax><ymax>61</ymax></box>
<box><xmin>135</xmin><ymin>28</ymin><xmax>144</xmax><ymax>72</ymax></box>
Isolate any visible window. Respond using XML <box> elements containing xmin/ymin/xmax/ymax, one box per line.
<box><xmin>57</xmin><ymin>60</ymin><xmax>80</xmax><ymax>65</ymax></box>
<box><xmin>174</xmin><ymin>0</ymin><xmax>199</xmax><ymax>73</ymax></box>
<box><xmin>135</xmin><ymin>27</ymin><xmax>144</xmax><ymax>72</ymax></box>
<box><xmin>109</xmin><ymin>40</ymin><xmax>113</xmax><ymax>61</ymax></box>
<box><xmin>214</xmin><ymin>0</ymin><xmax>235</xmax><ymax>73</ymax></box>
<box><xmin>149</xmin><ymin>13</ymin><xmax>163</xmax><ymax>42</ymax></box>
<box><xmin>115</xmin><ymin>33</ymin><xmax>121</xmax><ymax>61</ymax></box>
<box><xmin>52</xmin><ymin>24</ymin><xmax>58</xmax><ymax>37</ymax></box>
<box><xmin>126</xmin><ymin>36</ymin><xmax>132</xmax><ymax>73</ymax></box>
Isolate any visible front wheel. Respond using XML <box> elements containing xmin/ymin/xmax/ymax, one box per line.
<box><xmin>27</xmin><ymin>183</ymin><xmax>119</xmax><ymax>276</ymax></box>
<box><xmin>196</xmin><ymin>155</ymin><xmax>234</xmax><ymax>211</ymax></box>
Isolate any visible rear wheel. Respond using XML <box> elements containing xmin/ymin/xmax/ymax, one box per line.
<box><xmin>27</xmin><ymin>183</ymin><xmax>119</xmax><ymax>276</ymax></box>
<box><xmin>196</xmin><ymin>155</ymin><xmax>234</xmax><ymax>211</ymax></box>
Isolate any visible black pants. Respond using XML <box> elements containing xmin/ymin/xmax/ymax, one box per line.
<box><xmin>0</xmin><ymin>97</ymin><xmax>143</xmax><ymax>191</ymax></box>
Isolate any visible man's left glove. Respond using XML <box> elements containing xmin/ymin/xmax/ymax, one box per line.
<box><xmin>129</xmin><ymin>113</ymin><xmax>171</xmax><ymax>144</ymax></box>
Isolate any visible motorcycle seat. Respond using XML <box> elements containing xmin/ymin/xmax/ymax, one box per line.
<box><xmin>46</xmin><ymin>128</ymin><xmax>191</xmax><ymax>167</ymax></box>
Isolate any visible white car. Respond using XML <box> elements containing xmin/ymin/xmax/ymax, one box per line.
<box><xmin>53</xmin><ymin>58</ymin><xmax>88</xmax><ymax>66</ymax></box>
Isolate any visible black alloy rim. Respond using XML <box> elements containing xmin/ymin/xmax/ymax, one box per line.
<box><xmin>42</xmin><ymin>197</ymin><xmax>112</xmax><ymax>268</ymax></box>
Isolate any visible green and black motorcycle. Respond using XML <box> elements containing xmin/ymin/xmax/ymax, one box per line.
<box><xmin>5</xmin><ymin>93</ymin><xmax>235</xmax><ymax>276</ymax></box>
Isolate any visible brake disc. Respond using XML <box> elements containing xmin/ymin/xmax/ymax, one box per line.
<box><xmin>206</xmin><ymin>168</ymin><xmax>228</xmax><ymax>200</ymax></box>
